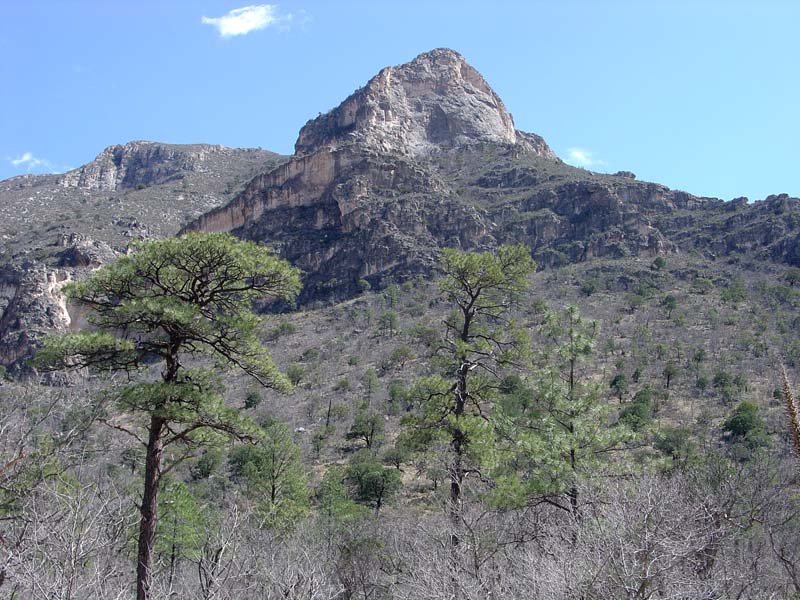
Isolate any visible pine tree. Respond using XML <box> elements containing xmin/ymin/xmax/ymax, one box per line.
<box><xmin>35</xmin><ymin>232</ymin><xmax>301</xmax><ymax>600</ymax></box>
<box><xmin>403</xmin><ymin>244</ymin><xmax>535</xmax><ymax>544</ymax></box>
<box><xmin>492</xmin><ymin>306</ymin><xmax>633</xmax><ymax>517</ymax></box>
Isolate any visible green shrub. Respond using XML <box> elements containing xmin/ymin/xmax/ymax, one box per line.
<box><xmin>723</xmin><ymin>401</ymin><xmax>764</xmax><ymax>439</ymax></box>
<box><xmin>334</xmin><ymin>378</ymin><xmax>351</xmax><ymax>392</ymax></box>
<box><xmin>265</xmin><ymin>321</ymin><xmax>298</xmax><ymax>341</ymax></box>
<box><xmin>286</xmin><ymin>363</ymin><xmax>305</xmax><ymax>386</ymax></box>
<box><xmin>345</xmin><ymin>450</ymin><xmax>402</xmax><ymax>513</ymax></box>
<box><xmin>723</xmin><ymin>401</ymin><xmax>769</xmax><ymax>455</ymax></box>
<box><xmin>654</xmin><ymin>426</ymin><xmax>693</xmax><ymax>464</ymax></box>
<box><xmin>301</xmin><ymin>347</ymin><xmax>320</xmax><ymax>362</ymax></box>
<box><xmin>244</xmin><ymin>390</ymin><xmax>262</xmax><ymax>409</ymax></box>
<box><xmin>618</xmin><ymin>388</ymin><xmax>653</xmax><ymax>431</ymax></box>
<box><xmin>691</xmin><ymin>277</ymin><xmax>714</xmax><ymax>294</ymax></box>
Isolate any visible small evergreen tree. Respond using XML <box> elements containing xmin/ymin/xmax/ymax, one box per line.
<box><xmin>403</xmin><ymin>244</ymin><xmax>535</xmax><ymax>543</ymax></box>
<box><xmin>492</xmin><ymin>306</ymin><xmax>633</xmax><ymax>516</ymax></box>
<box><xmin>228</xmin><ymin>421</ymin><xmax>310</xmax><ymax>531</ymax></box>
<box><xmin>345</xmin><ymin>450</ymin><xmax>402</xmax><ymax>514</ymax></box>
<box><xmin>346</xmin><ymin>410</ymin><xmax>385</xmax><ymax>449</ymax></box>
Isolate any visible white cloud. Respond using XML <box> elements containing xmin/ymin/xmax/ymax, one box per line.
<box><xmin>9</xmin><ymin>152</ymin><xmax>68</xmax><ymax>174</ymax></box>
<box><xmin>201</xmin><ymin>5</ymin><xmax>291</xmax><ymax>37</ymax></box>
<box><xmin>11</xmin><ymin>152</ymin><xmax>47</xmax><ymax>170</ymax></box>
<box><xmin>565</xmin><ymin>147</ymin><xmax>605</xmax><ymax>168</ymax></box>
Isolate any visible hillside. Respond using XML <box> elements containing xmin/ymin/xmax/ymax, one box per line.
<box><xmin>3</xmin><ymin>49</ymin><xmax>800</xmax><ymax>372</ymax></box>
<box><xmin>1</xmin><ymin>48</ymin><xmax>800</xmax><ymax>599</ymax></box>
<box><xmin>0</xmin><ymin>142</ymin><xmax>285</xmax><ymax>372</ymax></box>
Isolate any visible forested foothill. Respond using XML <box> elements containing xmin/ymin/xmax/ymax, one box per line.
<box><xmin>2</xmin><ymin>234</ymin><xmax>800</xmax><ymax>600</ymax></box>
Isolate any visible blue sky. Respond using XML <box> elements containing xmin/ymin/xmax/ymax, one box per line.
<box><xmin>1</xmin><ymin>1</ymin><xmax>797</xmax><ymax>201</ymax></box>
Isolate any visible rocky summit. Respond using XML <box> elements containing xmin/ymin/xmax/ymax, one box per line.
<box><xmin>182</xmin><ymin>49</ymin><xmax>798</xmax><ymax>304</ymax></box>
<box><xmin>1</xmin><ymin>48</ymin><xmax>800</xmax><ymax>373</ymax></box>
<box><xmin>294</xmin><ymin>48</ymin><xmax>553</xmax><ymax>158</ymax></box>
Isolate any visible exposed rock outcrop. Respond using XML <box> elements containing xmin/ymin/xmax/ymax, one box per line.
<box><xmin>0</xmin><ymin>143</ymin><xmax>285</xmax><ymax>374</ymax></box>
<box><xmin>0</xmin><ymin>261</ymin><xmax>73</xmax><ymax>372</ymax></box>
<box><xmin>295</xmin><ymin>48</ymin><xmax>555</xmax><ymax>160</ymax></box>
<box><xmin>58</xmin><ymin>141</ymin><xmax>267</xmax><ymax>191</ymax></box>
<box><xmin>184</xmin><ymin>49</ymin><xmax>563</xmax><ymax>300</ymax></box>
<box><xmin>184</xmin><ymin>49</ymin><xmax>707</xmax><ymax>301</ymax></box>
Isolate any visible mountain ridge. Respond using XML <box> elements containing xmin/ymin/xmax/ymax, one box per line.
<box><xmin>180</xmin><ymin>49</ymin><xmax>724</xmax><ymax>302</ymax></box>
<box><xmin>1</xmin><ymin>48</ymin><xmax>800</xmax><ymax>374</ymax></box>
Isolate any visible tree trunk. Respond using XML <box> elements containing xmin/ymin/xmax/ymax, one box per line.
<box><xmin>325</xmin><ymin>396</ymin><xmax>332</xmax><ymax>428</ymax></box>
<box><xmin>137</xmin><ymin>415</ymin><xmax>165</xmax><ymax>600</ymax></box>
<box><xmin>449</xmin><ymin>361</ymin><xmax>469</xmax><ymax>546</ymax></box>
<box><xmin>449</xmin><ymin>307</ymin><xmax>473</xmax><ymax>547</ymax></box>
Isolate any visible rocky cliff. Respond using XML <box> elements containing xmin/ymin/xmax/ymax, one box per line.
<box><xmin>0</xmin><ymin>142</ymin><xmax>285</xmax><ymax>374</ymax></box>
<box><xmin>294</xmin><ymin>49</ymin><xmax>554</xmax><ymax>160</ymax></box>
<box><xmin>182</xmin><ymin>49</ymin><xmax>726</xmax><ymax>301</ymax></box>
<box><xmin>58</xmin><ymin>141</ymin><xmax>257</xmax><ymax>192</ymax></box>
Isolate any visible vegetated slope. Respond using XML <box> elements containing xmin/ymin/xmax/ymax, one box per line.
<box><xmin>4</xmin><ymin>250</ymin><xmax>799</xmax><ymax>597</ymax></box>
<box><xmin>232</xmin><ymin>253</ymin><xmax>794</xmax><ymax>456</ymax></box>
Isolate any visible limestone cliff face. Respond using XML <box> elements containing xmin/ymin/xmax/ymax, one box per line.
<box><xmin>190</xmin><ymin>147</ymin><xmax>360</xmax><ymax>234</ymax></box>
<box><xmin>295</xmin><ymin>48</ymin><xmax>555</xmax><ymax>159</ymax></box>
<box><xmin>0</xmin><ymin>235</ymin><xmax>115</xmax><ymax>374</ymax></box>
<box><xmin>0</xmin><ymin>264</ymin><xmax>66</xmax><ymax>368</ymax></box>
<box><xmin>188</xmin><ymin>145</ymin><xmax>493</xmax><ymax>301</ymax></box>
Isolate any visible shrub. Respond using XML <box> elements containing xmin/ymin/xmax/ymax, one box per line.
<box><xmin>286</xmin><ymin>363</ymin><xmax>305</xmax><ymax>386</ymax></box>
<box><xmin>334</xmin><ymin>378</ymin><xmax>351</xmax><ymax>392</ymax></box>
<box><xmin>265</xmin><ymin>320</ymin><xmax>298</xmax><ymax>341</ymax></box>
<box><xmin>301</xmin><ymin>347</ymin><xmax>320</xmax><ymax>362</ymax></box>
<box><xmin>345</xmin><ymin>450</ymin><xmax>402</xmax><ymax>513</ymax></box>
<box><xmin>654</xmin><ymin>426</ymin><xmax>693</xmax><ymax>464</ymax></box>
<box><xmin>191</xmin><ymin>449</ymin><xmax>221</xmax><ymax>480</ymax></box>
<box><xmin>691</xmin><ymin>277</ymin><xmax>714</xmax><ymax>294</ymax></box>
<box><xmin>723</xmin><ymin>401</ymin><xmax>764</xmax><ymax>439</ymax></box>
<box><xmin>244</xmin><ymin>390</ymin><xmax>262</xmax><ymax>409</ymax></box>
<box><xmin>618</xmin><ymin>388</ymin><xmax>653</xmax><ymax>431</ymax></box>
<box><xmin>723</xmin><ymin>401</ymin><xmax>769</xmax><ymax>455</ymax></box>
<box><xmin>721</xmin><ymin>279</ymin><xmax>747</xmax><ymax>304</ymax></box>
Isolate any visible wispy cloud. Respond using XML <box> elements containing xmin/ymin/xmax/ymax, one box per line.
<box><xmin>565</xmin><ymin>147</ymin><xmax>605</xmax><ymax>168</ymax></box>
<box><xmin>11</xmin><ymin>152</ymin><xmax>47</xmax><ymax>170</ymax></box>
<box><xmin>201</xmin><ymin>4</ymin><xmax>291</xmax><ymax>37</ymax></box>
<box><xmin>9</xmin><ymin>152</ymin><xmax>69</xmax><ymax>174</ymax></box>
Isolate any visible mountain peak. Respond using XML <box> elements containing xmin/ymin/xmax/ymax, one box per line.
<box><xmin>294</xmin><ymin>48</ymin><xmax>553</xmax><ymax>158</ymax></box>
